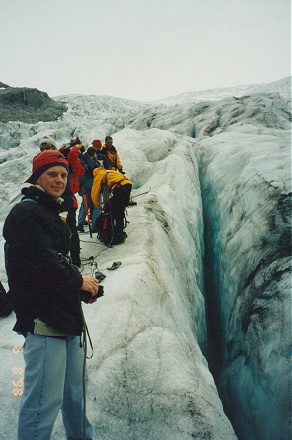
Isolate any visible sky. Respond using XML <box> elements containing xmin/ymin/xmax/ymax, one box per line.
<box><xmin>1</xmin><ymin>0</ymin><xmax>291</xmax><ymax>101</ymax></box>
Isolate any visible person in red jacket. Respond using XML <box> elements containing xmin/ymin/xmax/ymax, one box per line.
<box><xmin>67</xmin><ymin>137</ymin><xmax>86</xmax><ymax>195</ymax></box>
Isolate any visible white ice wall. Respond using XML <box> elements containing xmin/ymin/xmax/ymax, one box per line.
<box><xmin>198</xmin><ymin>125</ymin><xmax>291</xmax><ymax>439</ymax></box>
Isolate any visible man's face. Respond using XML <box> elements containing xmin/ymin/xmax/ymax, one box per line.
<box><xmin>36</xmin><ymin>166</ymin><xmax>68</xmax><ymax>198</ymax></box>
<box><xmin>40</xmin><ymin>145</ymin><xmax>55</xmax><ymax>152</ymax></box>
<box><xmin>105</xmin><ymin>139</ymin><xmax>113</xmax><ymax>149</ymax></box>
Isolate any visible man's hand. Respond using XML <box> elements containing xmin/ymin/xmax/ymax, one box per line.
<box><xmin>80</xmin><ymin>275</ymin><xmax>100</xmax><ymax>303</ymax></box>
<box><xmin>81</xmin><ymin>275</ymin><xmax>99</xmax><ymax>295</ymax></box>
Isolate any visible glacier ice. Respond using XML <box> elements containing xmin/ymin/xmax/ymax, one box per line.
<box><xmin>0</xmin><ymin>79</ymin><xmax>290</xmax><ymax>439</ymax></box>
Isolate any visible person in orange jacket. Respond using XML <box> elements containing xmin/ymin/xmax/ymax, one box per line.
<box><xmin>91</xmin><ymin>167</ymin><xmax>132</xmax><ymax>245</ymax></box>
<box><xmin>101</xmin><ymin>136</ymin><xmax>124</xmax><ymax>172</ymax></box>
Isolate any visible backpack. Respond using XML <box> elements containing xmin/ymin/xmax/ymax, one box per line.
<box><xmin>79</xmin><ymin>153</ymin><xmax>100</xmax><ymax>186</ymax></box>
<box><xmin>95</xmin><ymin>210</ymin><xmax>113</xmax><ymax>246</ymax></box>
<box><xmin>80</xmin><ymin>154</ymin><xmax>99</xmax><ymax>175</ymax></box>
<box><xmin>95</xmin><ymin>201</ymin><xmax>127</xmax><ymax>246</ymax></box>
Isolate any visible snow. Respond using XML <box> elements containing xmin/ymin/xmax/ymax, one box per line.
<box><xmin>0</xmin><ymin>77</ymin><xmax>291</xmax><ymax>439</ymax></box>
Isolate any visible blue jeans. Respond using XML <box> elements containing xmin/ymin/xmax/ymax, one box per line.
<box><xmin>18</xmin><ymin>333</ymin><xmax>93</xmax><ymax>440</ymax></box>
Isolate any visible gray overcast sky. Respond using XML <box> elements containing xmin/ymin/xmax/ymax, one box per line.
<box><xmin>1</xmin><ymin>0</ymin><xmax>291</xmax><ymax>101</ymax></box>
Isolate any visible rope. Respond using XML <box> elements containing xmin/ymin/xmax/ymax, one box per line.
<box><xmin>82</xmin><ymin>325</ymin><xmax>87</xmax><ymax>440</ymax></box>
<box><xmin>78</xmin><ymin>254</ymin><xmax>107</xmax><ymax>439</ymax></box>
<box><xmin>80</xmin><ymin>304</ymin><xmax>93</xmax><ymax>440</ymax></box>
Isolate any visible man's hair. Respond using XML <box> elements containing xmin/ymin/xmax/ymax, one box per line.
<box><xmin>70</xmin><ymin>136</ymin><xmax>82</xmax><ymax>147</ymax></box>
<box><xmin>105</xmin><ymin>136</ymin><xmax>113</xmax><ymax>142</ymax></box>
<box><xmin>86</xmin><ymin>146</ymin><xmax>97</xmax><ymax>157</ymax></box>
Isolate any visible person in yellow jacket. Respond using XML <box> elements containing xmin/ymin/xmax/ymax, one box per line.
<box><xmin>101</xmin><ymin>136</ymin><xmax>124</xmax><ymax>172</ymax></box>
<box><xmin>91</xmin><ymin>167</ymin><xmax>132</xmax><ymax>245</ymax></box>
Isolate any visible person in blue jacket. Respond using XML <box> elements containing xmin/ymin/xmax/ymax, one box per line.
<box><xmin>77</xmin><ymin>146</ymin><xmax>102</xmax><ymax>233</ymax></box>
<box><xmin>3</xmin><ymin>150</ymin><xmax>98</xmax><ymax>440</ymax></box>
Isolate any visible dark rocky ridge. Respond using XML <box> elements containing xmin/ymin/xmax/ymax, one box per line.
<box><xmin>0</xmin><ymin>81</ymin><xmax>10</xmax><ymax>88</ymax></box>
<box><xmin>0</xmin><ymin>86</ymin><xmax>67</xmax><ymax>123</ymax></box>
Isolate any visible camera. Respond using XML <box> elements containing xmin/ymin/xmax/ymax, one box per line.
<box><xmin>80</xmin><ymin>285</ymin><xmax>104</xmax><ymax>303</ymax></box>
<box><xmin>95</xmin><ymin>271</ymin><xmax>106</xmax><ymax>282</ymax></box>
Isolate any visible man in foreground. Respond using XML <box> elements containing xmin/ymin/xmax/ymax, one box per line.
<box><xmin>3</xmin><ymin>150</ymin><xmax>98</xmax><ymax>439</ymax></box>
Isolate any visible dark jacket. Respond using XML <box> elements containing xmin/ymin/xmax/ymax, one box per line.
<box><xmin>3</xmin><ymin>186</ymin><xmax>84</xmax><ymax>337</ymax></box>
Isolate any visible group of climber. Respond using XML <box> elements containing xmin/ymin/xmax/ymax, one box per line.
<box><xmin>38</xmin><ymin>134</ymin><xmax>133</xmax><ymax>261</ymax></box>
